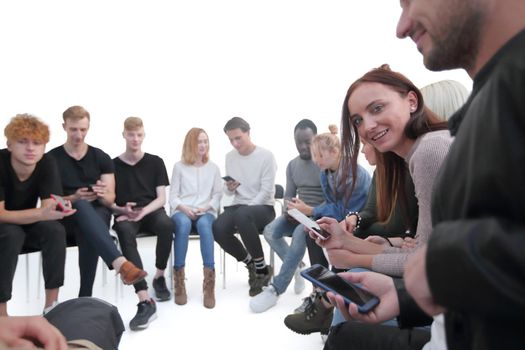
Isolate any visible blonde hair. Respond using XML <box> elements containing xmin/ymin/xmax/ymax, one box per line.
<box><xmin>4</xmin><ymin>114</ymin><xmax>50</xmax><ymax>144</ymax></box>
<box><xmin>124</xmin><ymin>116</ymin><xmax>144</xmax><ymax>131</ymax></box>
<box><xmin>181</xmin><ymin>127</ymin><xmax>209</xmax><ymax>165</ymax></box>
<box><xmin>62</xmin><ymin>105</ymin><xmax>90</xmax><ymax>122</ymax></box>
<box><xmin>421</xmin><ymin>80</ymin><xmax>469</xmax><ymax>120</ymax></box>
<box><xmin>311</xmin><ymin>124</ymin><xmax>340</xmax><ymax>155</ymax></box>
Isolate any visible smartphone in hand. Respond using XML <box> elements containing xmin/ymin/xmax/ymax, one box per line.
<box><xmin>287</xmin><ymin>208</ymin><xmax>330</xmax><ymax>240</ymax></box>
<box><xmin>50</xmin><ymin>194</ymin><xmax>72</xmax><ymax>213</ymax></box>
<box><xmin>222</xmin><ymin>175</ymin><xmax>236</xmax><ymax>182</ymax></box>
<box><xmin>301</xmin><ymin>264</ymin><xmax>380</xmax><ymax>313</ymax></box>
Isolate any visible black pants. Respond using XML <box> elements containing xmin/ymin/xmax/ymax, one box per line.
<box><xmin>113</xmin><ymin>209</ymin><xmax>174</xmax><ymax>293</ymax></box>
<box><xmin>325</xmin><ymin>321</ymin><xmax>431</xmax><ymax>350</ymax></box>
<box><xmin>0</xmin><ymin>221</ymin><xmax>66</xmax><ymax>303</ymax></box>
<box><xmin>306</xmin><ymin>234</ymin><xmax>329</xmax><ymax>267</ymax></box>
<box><xmin>62</xmin><ymin>200</ymin><xmax>121</xmax><ymax>297</ymax></box>
<box><xmin>213</xmin><ymin>205</ymin><xmax>275</xmax><ymax>261</ymax></box>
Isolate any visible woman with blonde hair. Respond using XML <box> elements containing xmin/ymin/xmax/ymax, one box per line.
<box><xmin>169</xmin><ymin>127</ymin><xmax>222</xmax><ymax>308</ymax></box>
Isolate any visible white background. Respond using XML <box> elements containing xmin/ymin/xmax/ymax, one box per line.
<box><xmin>0</xmin><ymin>0</ymin><xmax>472</xmax><ymax>184</ymax></box>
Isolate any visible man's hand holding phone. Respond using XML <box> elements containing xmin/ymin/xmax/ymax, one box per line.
<box><xmin>301</xmin><ymin>265</ymin><xmax>380</xmax><ymax>314</ymax></box>
<box><xmin>49</xmin><ymin>194</ymin><xmax>76</xmax><ymax>218</ymax></box>
<box><xmin>223</xmin><ymin>175</ymin><xmax>240</xmax><ymax>192</ymax></box>
<box><xmin>325</xmin><ymin>270</ymin><xmax>398</xmax><ymax>323</ymax></box>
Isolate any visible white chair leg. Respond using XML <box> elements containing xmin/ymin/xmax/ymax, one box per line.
<box><xmin>37</xmin><ymin>253</ymin><xmax>42</xmax><ymax>300</ymax></box>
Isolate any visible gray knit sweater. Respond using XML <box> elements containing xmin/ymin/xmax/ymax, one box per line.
<box><xmin>371</xmin><ymin>130</ymin><xmax>453</xmax><ymax>276</ymax></box>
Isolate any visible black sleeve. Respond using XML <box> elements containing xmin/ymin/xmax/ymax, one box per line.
<box><xmin>394</xmin><ymin>278</ymin><xmax>433</xmax><ymax>328</ymax></box>
<box><xmin>38</xmin><ymin>155</ymin><xmax>63</xmax><ymax>199</ymax></box>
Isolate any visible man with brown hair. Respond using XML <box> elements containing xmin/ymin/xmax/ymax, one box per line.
<box><xmin>48</xmin><ymin>106</ymin><xmax>146</xmax><ymax>298</ymax></box>
<box><xmin>112</xmin><ymin>116</ymin><xmax>174</xmax><ymax>330</ymax></box>
<box><xmin>0</xmin><ymin>114</ymin><xmax>74</xmax><ymax>316</ymax></box>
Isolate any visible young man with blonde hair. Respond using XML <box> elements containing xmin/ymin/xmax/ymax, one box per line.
<box><xmin>0</xmin><ymin>114</ymin><xmax>74</xmax><ymax>316</ymax></box>
<box><xmin>112</xmin><ymin>116</ymin><xmax>174</xmax><ymax>330</ymax></box>
<box><xmin>48</xmin><ymin>106</ymin><xmax>146</xmax><ymax>298</ymax></box>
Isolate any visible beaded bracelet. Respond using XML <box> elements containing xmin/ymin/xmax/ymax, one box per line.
<box><xmin>346</xmin><ymin>211</ymin><xmax>362</xmax><ymax>232</ymax></box>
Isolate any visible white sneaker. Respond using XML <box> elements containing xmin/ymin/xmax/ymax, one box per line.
<box><xmin>250</xmin><ymin>285</ymin><xmax>278</xmax><ymax>313</ymax></box>
<box><xmin>294</xmin><ymin>263</ymin><xmax>306</xmax><ymax>294</ymax></box>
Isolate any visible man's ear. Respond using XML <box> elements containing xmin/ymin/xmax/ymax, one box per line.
<box><xmin>62</xmin><ymin>122</ymin><xmax>66</xmax><ymax>131</ymax></box>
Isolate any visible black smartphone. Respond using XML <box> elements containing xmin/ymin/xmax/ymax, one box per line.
<box><xmin>300</xmin><ymin>264</ymin><xmax>380</xmax><ymax>313</ymax></box>
<box><xmin>287</xmin><ymin>208</ymin><xmax>330</xmax><ymax>240</ymax></box>
<box><xmin>86</xmin><ymin>185</ymin><xmax>95</xmax><ymax>192</ymax></box>
<box><xmin>222</xmin><ymin>175</ymin><xmax>236</xmax><ymax>182</ymax></box>
<box><xmin>50</xmin><ymin>194</ymin><xmax>72</xmax><ymax>213</ymax></box>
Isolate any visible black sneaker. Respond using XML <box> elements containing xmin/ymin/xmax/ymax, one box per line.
<box><xmin>129</xmin><ymin>299</ymin><xmax>157</xmax><ymax>331</ymax></box>
<box><xmin>246</xmin><ymin>262</ymin><xmax>256</xmax><ymax>289</ymax></box>
<box><xmin>249</xmin><ymin>265</ymin><xmax>273</xmax><ymax>297</ymax></box>
<box><xmin>152</xmin><ymin>276</ymin><xmax>171</xmax><ymax>301</ymax></box>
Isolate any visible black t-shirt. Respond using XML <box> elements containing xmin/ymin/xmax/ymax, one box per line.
<box><xmin>48</xmin><ymin>145</ymin><xmax>114</xmax><ymax>196</ymax></box>
<box><xmin>113</xmin><ymin>153</ymin><xmax>169</xmax><ymax>207</ymax></box>
<box><xmin>0</xmin><ymin>148</ymin><xmax>62</xmax><ymax>210</ymax></box>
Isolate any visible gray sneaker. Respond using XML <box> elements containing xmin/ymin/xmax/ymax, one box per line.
<box><xmin>129</xmin><ymin>299</ymin><xmax>157</xmax><ymax>331</ymax></box>
<box><xmin>249</xmin><ymin>265</ymin><xmax>273</xmax><ymax>297</ymax></box>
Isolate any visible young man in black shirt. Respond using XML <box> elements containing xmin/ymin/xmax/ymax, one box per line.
<box><xmin>112</xmin><ymin>117</ymin><xmax>174</xmax><ymax>330</ymax></box>
<box><xmin>48</xmin><ymin>106</ymin><xmax>146</xmax><ymax>298</ymax></box>
<box><xmin>0</xmin><ymin>114</ymin><xmax>75</xmax><ymax>316</ymax></box>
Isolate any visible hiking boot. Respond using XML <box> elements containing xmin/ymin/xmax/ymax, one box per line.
<box><xmin>284</xmin><ymin>291</ymin><xmax>333</xmax><ymax>335</ymax></box>
<box><xmin>174</xmin><ymin>267</ymin><xmax>187</xmax><ymax>305</ymax></box>
<box><xmin>152</xmin><ymin>276</ymin><xmax>171</xmax><ymax>302</ymax></box>
<box><xmin>294</xmin><ymin>262</ymin><xmax>306</xmax><ymax>294</ymax></box>
<box><xmin>294</xmin><ymin>290</ymin><xmax>317</xmax><ymax>313</ymax></box>
<box><xmin>129</xmin><ymin>299</ymin><xmax>157</xmax><ymax>331</ymax></box>
<box><xmin>249</xmin><ymin>265</ymin><xmax>273</xmax><ymax>297</ymax></box>
<box><xmin>203</xmin><ymin>267</ymin><xmax>216</xmax><ymax>309</ymax></box>
<box><xmin>119</xmin><ymin>261</ymin><xmax>147</xmax><ymax>285</ymax></box>
<box><xmin>250</xmin><ymin>284</ymin><xmax>279</xmax><ymax>313</ymax></box>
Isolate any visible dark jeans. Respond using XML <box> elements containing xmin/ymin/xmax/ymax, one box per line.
<box><xmin>62</xmin><ymin>200</ymin><xmax>122</xmax><ymax>297</ymax></box>
<box><xmin>0</xmin><ymin>221</ymin><xmax>66</xmax><ymax>303</ymax></box>
<box><xmin>113</xmin><ymin>209</ymin><xmax>174</xmax><ymax>293</ymax></box>
<box><xmin>325</xmin><ymin>321</ymin><xmax>431</xmax><ymax>350</ymax></box>
<box><xmin>213</xmin><ymin>205</ymin><xmax>275</xmax><ymax>261</ymax></box>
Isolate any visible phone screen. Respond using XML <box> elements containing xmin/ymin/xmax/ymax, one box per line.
<box><xmin>222</xmin><ymin>176</ymin><xmax>235</xmax><ymax>182</ymax></box>
<box><xmin>287</xmin><ymin>208</ymin><xmax>330</xmax><ymax>239</ymax></box>
<box><xmin>302</xmin><ymin>265</ymin><xmax>378</xmax><ymax>309</ymax></box>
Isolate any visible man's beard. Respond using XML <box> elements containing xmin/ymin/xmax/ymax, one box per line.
<box><xmin>424</xmin><ymin>3</ymin><xmax>484</xmax><ymax>72</ymax></box>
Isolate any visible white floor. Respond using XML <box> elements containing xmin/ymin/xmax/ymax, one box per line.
<box><xmin>10</xmin><ymin>236</ymin><xmax>324</xmax><ymax>350</ymax></box>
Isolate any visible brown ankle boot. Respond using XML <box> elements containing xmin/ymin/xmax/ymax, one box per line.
<box><xmin>174</xmin><ymin>267</ymin><xmax>187</xmax><ymax>305</ymax></box>
<box><xmin>203</xmin><ymin>267</ymin><xmax>215</xmax><ymax>309</ymax></box>
<box><xmin>119</xmin><ymin>261</ymin><xmax>147</xmax><ymax>285</ymax></box>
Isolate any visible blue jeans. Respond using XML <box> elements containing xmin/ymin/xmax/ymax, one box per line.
<box><xmin>263</xmin><ymin>215</ymin><xmax>306</xmax><ymax>295</ymax></box>
<box><xmin>171</xmin><ymin>212</ymin><xmax>215</xmax><ymax>269</ymax></box>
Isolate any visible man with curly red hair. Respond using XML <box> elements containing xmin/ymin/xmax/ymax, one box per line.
<box><xmin>0</xmin><ymin>114</ymin><xmax>75</xmax><ymax>316</ymax></box>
